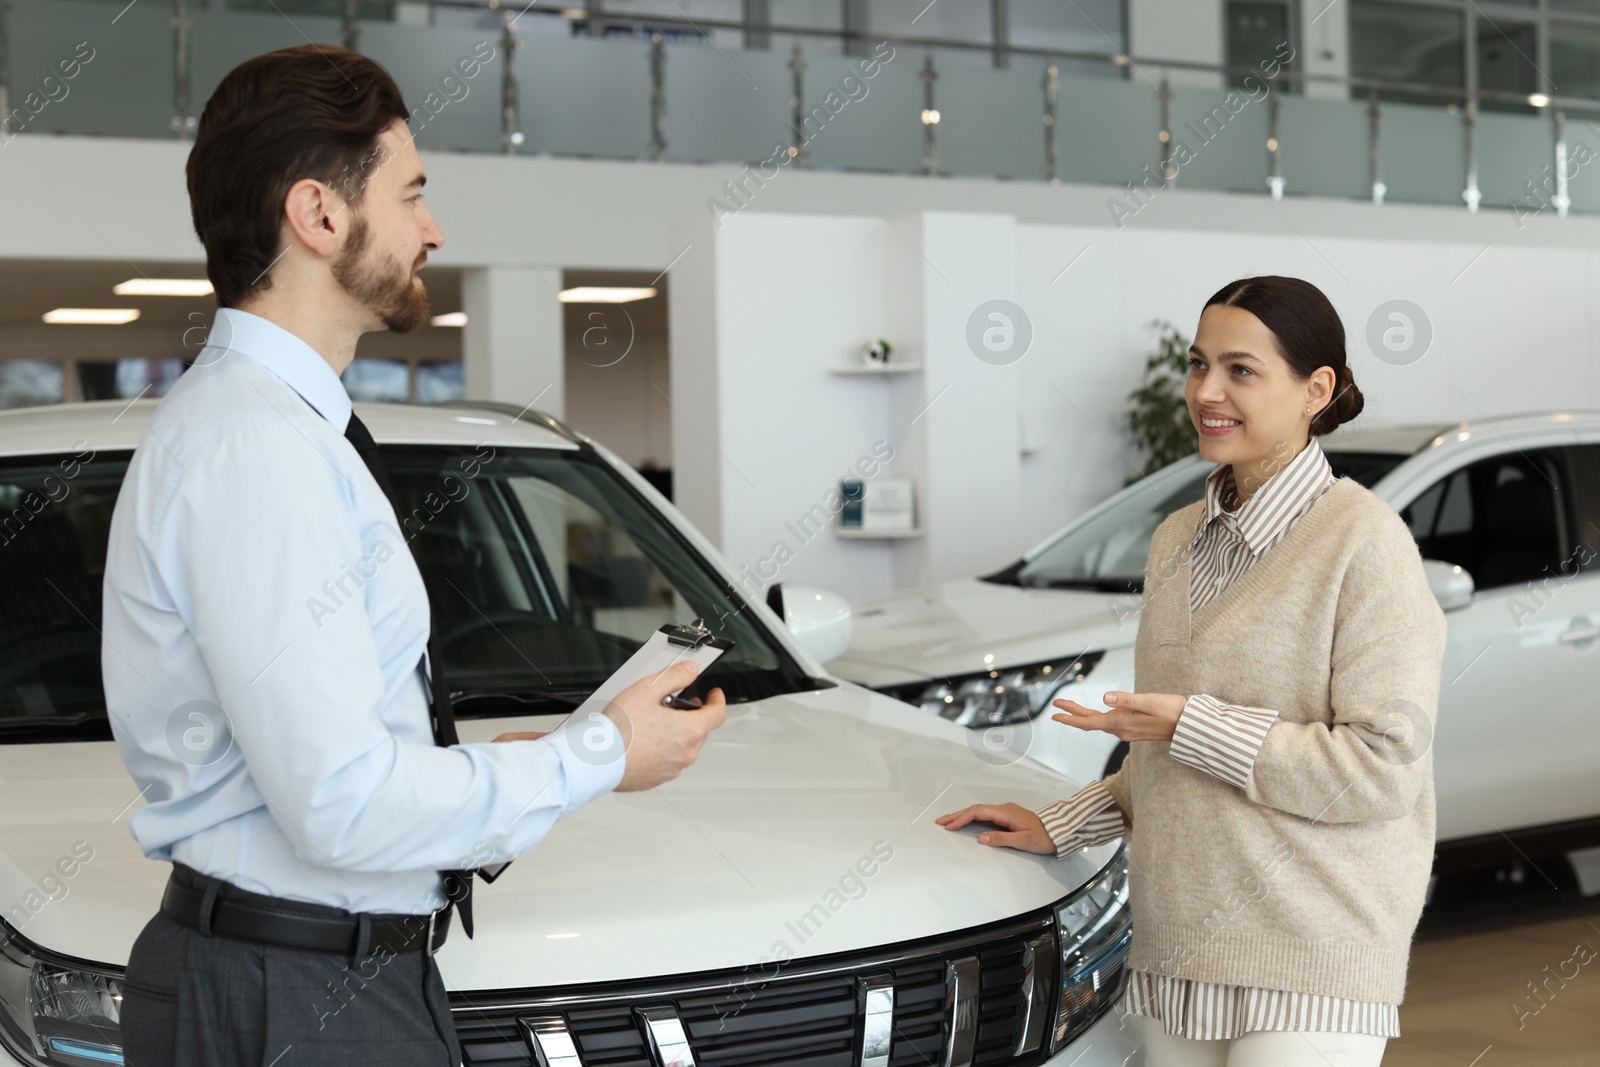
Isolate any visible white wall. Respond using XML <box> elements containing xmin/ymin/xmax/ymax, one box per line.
<box><xmin>665</xmin><ymin>199</ymin><xmax>1600</xmax><ymax>598</ymax></box>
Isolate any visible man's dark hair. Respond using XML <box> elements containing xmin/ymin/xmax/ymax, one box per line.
<box><xmin>186</xmin><ymin>44</ymin><xmax>410</xmax><ymax>309</ymax></box>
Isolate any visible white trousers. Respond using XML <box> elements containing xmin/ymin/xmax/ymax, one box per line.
<box><xmin>1146</xmin><ymin>1028</ymin><xmax>1388</xmax><ymax>1067</ymax></box>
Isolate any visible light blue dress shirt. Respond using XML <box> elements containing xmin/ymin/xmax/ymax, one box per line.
<box><xmin>101</xmin><ymin>308</ymin><xmax>624</xmax><ymax>915</ymax></box>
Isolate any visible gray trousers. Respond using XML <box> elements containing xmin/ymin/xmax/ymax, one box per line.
<box><xmin>120</xmin><ymin>892</ymin><xmax>461</xmax><ymax>1066</ymax></box>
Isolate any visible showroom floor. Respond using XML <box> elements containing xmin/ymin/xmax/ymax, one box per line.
<box><xmin>1386</xmin><ymin>911</ymin><xmax>1600</xmax><ymax>1065</ymax></box>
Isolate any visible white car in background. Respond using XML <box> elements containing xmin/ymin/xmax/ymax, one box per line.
<box><xmin>833</xmin><ymin>413</ymin><xmax>1600</xmax><ymax>872</ymax></box>
<box><xmin>0</xmin><ymin>399</ymin><xmax>1142</xmax><ymax>1067</ymax></box>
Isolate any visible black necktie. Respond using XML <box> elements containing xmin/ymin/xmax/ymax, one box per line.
<box><xmin>343</xmin><ymin>411</ymin><xmax>475</xmax><ymax>938</ymax></box>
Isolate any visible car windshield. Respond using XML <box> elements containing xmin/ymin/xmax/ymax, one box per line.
<box><xmin>1001</xmin><ymin>450</ymin><xmax>1409</xmax><ymax>592</ymax></box>
<box><xmin>0</xmin><ymin>443</ymin><xmax>815</xmax><ymax>742</ymax></box>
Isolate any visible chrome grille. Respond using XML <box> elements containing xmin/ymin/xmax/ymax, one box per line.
<box><xmin>450</xmin><ymin>908</ymin><xmax>1123</xmax><ymax>1067</ymax></box>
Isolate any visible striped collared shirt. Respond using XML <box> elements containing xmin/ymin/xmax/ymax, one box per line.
<box><xmin>1037</xmin><ymin>438</ymin><xmax>1401</xmax><ymax>1040</ymax></box>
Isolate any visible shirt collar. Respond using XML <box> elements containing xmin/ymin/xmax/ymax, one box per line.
<box><xmin>203</xmin><ymin>307</ymin><xmax>354</xmax><ymax>432</ymax></box>
<box><xmin>1192</xmin><ymin>436</ymin><xmax>1333</xmax><ymax>555</ymax></box>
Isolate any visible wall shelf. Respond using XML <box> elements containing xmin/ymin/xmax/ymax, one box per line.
<box><xmin>829</xmin><ymin>363</ymin><xmax>922</xmax><ymax>376</ymax></box>
<box><xmin>835</xmin><ymin>526</ymin><xmax>925</xmax><ymax>540</ymax></box>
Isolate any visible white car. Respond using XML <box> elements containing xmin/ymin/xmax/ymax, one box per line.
<box><xmin>833</xmin><ymin>413</ymin><xmax>1600</xmax><ymax>864</ymax></box>
<box><xmin>0</xmin><ymin>399</ymin><xmax>1142</xmax><ymax>1067</ymax></box>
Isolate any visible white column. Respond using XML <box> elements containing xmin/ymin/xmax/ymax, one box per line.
<box><xmin>1300</xmin><ymin>0</ymin><xmax>1350</xmax><ymax>101</ymax></box>
<box><xmin>885</xmin><ymin>212</ymin><xmax>1023</xmax><ymax>589</ymax></box>
<box><xmin>664</xmin><ymin>214</ymin><xmax>726</xmax><ymax>549</ymax></box>
<box><xmin>1127</xmin><ymin>0</ymin><xmax>1224</xmax><ymax>87</ymax></box>
<box><xmin>461</xmin><ymin>265</ymin><xmax>564</xmax><ymax>418</ymax></box>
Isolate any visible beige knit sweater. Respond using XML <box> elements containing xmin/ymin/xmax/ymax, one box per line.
<box><xmin>1102</xmin><ymin>475</ymin><xmax>1448</xmax><ymax>1005</ymax></box>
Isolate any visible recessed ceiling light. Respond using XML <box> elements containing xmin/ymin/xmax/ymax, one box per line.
<box><xmin>43</xmin><ymin>308</ymin><xmax>141</xmax><ymax>325</ymax></box>
<box><xmin>430</xmin><ymin>311</ymin><xmax>467</xmax><ymax>327</ymax></box>
<box><xmin>113</xmin><ymin>278</ymin><xmax>213</xmax><ymax>297</ymax></box>
<box><xmin>1528</xmin><ymin>93</ymin><xmax>1551</xmax><ymax>108</ymax></box>
<box><xmin>558</xmin><ymin>286</ymin><xmax>658</xmax><ymax>304</ymax></box>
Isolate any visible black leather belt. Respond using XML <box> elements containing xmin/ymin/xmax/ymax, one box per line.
<box><xmin>160</xmin><ymin>865</ymin><xmax>452</xmax><ymax>957</ymax></box>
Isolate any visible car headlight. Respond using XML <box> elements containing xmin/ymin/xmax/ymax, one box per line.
<box><xmin>1051</xmin><ymin>842</ymin><xmax>1132</xmax><ymax>1051</ymax></box>
<box><xmin>0</xmin><ymin>925</ymin><xmax>125</xmax><ymax>1066</ymax></box>
<box><xmin>881</xmin><ymin>651</ymin><xmax>1105</xmax><ymax>727</ymax></box>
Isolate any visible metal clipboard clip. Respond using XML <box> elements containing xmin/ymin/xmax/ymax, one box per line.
<box><xmin>662</xmin><ymin>617</ymin><xmax>720</xmax><ymax>652</ymax></box>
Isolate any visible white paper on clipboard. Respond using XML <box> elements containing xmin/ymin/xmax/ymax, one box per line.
<box><xmin>570</xmin><ymin>620</ymin><xmax>733</xmax><ymax>720</ymax></box>
<box><xmin>476</xmin><ymin>620</ymin><xmax>732</xmax><ymax>884</ymax></box>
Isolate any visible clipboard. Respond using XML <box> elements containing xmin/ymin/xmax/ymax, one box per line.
<box><xmin>569</xmin><ymin>617</ymin><xmax>735</xmax><ymax>718</ymax></box>
<box><xmin>476</xmin><ymin>619</ymin><xmax>734</xmax><ymax>884</ymax></box>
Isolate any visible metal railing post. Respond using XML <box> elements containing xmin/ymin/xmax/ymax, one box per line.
<box><xmin>991</xmin><ymin>0</ymin><xmax>1008</xmax><ymax>70</ymax></box>
<box><xmin>1266</xmin><ymin>79</ymin><xmax>1282</xmax><ymax>199</ymax></box>
<box><xmin>1367</xmin><ymin>88</ymin><xmax>1384</xmax><ymax>205</ymax></box>
<box><xmin>1553</xmin><ymin>108</ymin><xmax>1570</xmax><ymax>217</ymax></box>
<box><xmin>0</xmin><ymin>0</ymin><xmax>11</xmax><ymax>136</ymax></box>
<box><xmin>920</xmin><ymin>53</ymin><xmax>938</xmax><ymax>176</ymax></box>
<box><xmin>649</xmin><ymin>32</ymin><xmax>666</xmax><ymax>161</ymax></box>
<box><xmin>788</xmin><ymin>40</ymin><xmax>807</xmax><ymax>167</ymax></box>
<box><xmin>499</xmin><ymin>13</ymin><xmax>522</xmax><ymax>154</ymax></box>
<box><xmin>1158</xmin><ymin>71</ymin><xmax>1173</xmax><ymax>185</ymax></box>
<box><xmin>1462</xmin><ymin>96</ymin><xmax>1480</xmax><ymax>212</ymax></box>
<box><xmin>171</xmin><ymin>0</ymin><xmax>193</xmax><ymax>140</ymax></box>
<box><xmin>1043</xmin><ymin>62</ymin><xmax>1058</xmax><ymax>183</ymax></box>
<box><xmin>343</xmin><ymin>0</ymin><xmax>360</xmax><ymax>52</ymax></box>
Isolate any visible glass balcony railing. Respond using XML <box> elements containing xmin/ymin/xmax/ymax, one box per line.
<box><xmin>2</xmin><ymin>0</ymin><xmax>1597</xmax><ymax>220</ymax></box>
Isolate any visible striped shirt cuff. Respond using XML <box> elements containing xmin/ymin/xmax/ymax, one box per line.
<box><xmin>1035</xmin><ymin>780</ymin><xmax>1128</xmax><ymax>859</ymax></box>
<box><xmin>1170</xmin><ymin>694</ymin><xmax>1278</xmax><ymax>790</ymax></box>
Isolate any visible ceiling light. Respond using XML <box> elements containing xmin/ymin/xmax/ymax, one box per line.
<box><xmin>1528</xmin><ymin>93</ymin><xmax>1550</xmax><ymax>108</ymax></box>
<box><xmin>430</xmin><ymin>311</ymin><xmax>467</xmax><ymax>326</ymax></box>
<box><xmin>43</xmin><ymin>308</ymin><xmax>141</xmax><ymax>324</ymax></box>
<box><xmin>558</xmin><ymin>286</ymin><xmax>657</xmax><ymax>303</ymax></box>
<box><xmin>112</xmin><ymin>278</ymin><xmax>213</xmax><ymax>297</ymax></box>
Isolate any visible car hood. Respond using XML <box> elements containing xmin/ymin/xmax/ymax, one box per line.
<box><xmin>0</xmin><ymin>684</ymin><xmax>1109</xmax><ymax>990</ymax></box>
<box><xmin>831</xmin><ymin>577</ymin><xmax>1133</xmax><ymax>688</ymax></box>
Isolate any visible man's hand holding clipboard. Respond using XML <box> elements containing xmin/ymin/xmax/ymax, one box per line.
<box><xmin>492</xmin><ymin>619</ymin><xmax>731</xmax><ymax>791</ymax></box>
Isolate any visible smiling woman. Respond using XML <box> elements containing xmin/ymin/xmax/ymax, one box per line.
<box><xmin>941</xmin><ymin>275</ymin><xmax>1445</xmax><ymax>1067</ymax></box>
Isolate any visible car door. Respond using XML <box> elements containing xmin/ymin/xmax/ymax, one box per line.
<box><xmin>1397</xmin><ymin>444</ymin><xmax>1600</xmax><ymax>840</ymax></box>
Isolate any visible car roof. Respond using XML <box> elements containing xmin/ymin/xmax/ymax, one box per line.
<box><xmin>0</xmin><ymin>399</ymin><xmax>580</xmax><ymax>458</ymax></box>
<box><xmin>1318</xmin><ymin>411</ymin><xmax>1600</xmax><ymax>456</ymax></box>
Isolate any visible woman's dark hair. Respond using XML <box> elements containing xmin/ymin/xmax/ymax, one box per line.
<box><xmin>1203</xmin><ymin>275</ymin><xmax>1364</xmax><ymax>437</ymax></box>
<box><xmin>186</xmin><ymin>45</ymin><xmax>410</xmax><ymax>309</ymax></box>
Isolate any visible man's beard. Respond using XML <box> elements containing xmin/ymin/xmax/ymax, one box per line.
<box><xmin>332</xmin><ymin>212</ymin><xmax>430</xmax><ymax>334</ymax></box>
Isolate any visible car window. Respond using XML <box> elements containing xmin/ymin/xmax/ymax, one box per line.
<box><xmin>386</xmin><ymin>446</ymin><xmax>797</xmax><ymax>698</ymax></box>
<box><xmin>1563</xmin><ymin>443</ymin><xmax>1600</xmax><ymax>575</ymax></box>
<box><xmin>0</xmin><ymin>444</ymin><xmax>814</xmax><ymax>742</ymax></box>
<box><xmin>1007</xmin><ymin>449</ymin><xmax>1406</xmax><ymax>592</ymax></box>
<box><xmin>1400</xmin><ymin>447</ymin><xmax>1573</xmax><ymax>591</ymax></box>
<box><xmin>0</xmin><ymin>450</ymin><xmax>124</xmax><ymax>739</ymax></box>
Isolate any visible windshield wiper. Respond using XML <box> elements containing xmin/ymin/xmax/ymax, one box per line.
<box><xmin>449</xmin><ymin>688</ymin><xmax>593</xmax><ymax>716</ymax></box>
<box><xmin>1025</xmin><ymin>577</ymin><xmax>1143</xmax><ymax>593</ymax></box>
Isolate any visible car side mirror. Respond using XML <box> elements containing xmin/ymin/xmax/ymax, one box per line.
<box><xmin>1422</xmin><ymin>558</ymin><xmax>1474</xmax><ymax>612</ymax></box>
<box><xmin>766</xmin><ymin>583</ymin><xmax>853</xmax><ymax>664</ymax></box>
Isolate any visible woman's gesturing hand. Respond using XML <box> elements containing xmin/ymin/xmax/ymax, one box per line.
<box><xmin>1052</xmin><ymin>691</ymin><xmax>1186</xmax><ymax>742</ymax></box>
<box><xmin>935</xmin><ymin>803</ymin><xmax>1056</xmax><ymax>855</ymax></box>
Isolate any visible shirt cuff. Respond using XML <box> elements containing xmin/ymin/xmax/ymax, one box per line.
<box><xmin>1170</xmin><ymin>693</ymin><xmax>1278</xmax><ymax>790</ymax></box>
<box><xmin>541</xmin><ymin>707</ymin><xmax>627</xmax><ymax>814</ymax></box>
<box><xmin>1035</xmin><ymin>780</ymin><xmax>1128</xmax><ymax>859</ymax></box>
